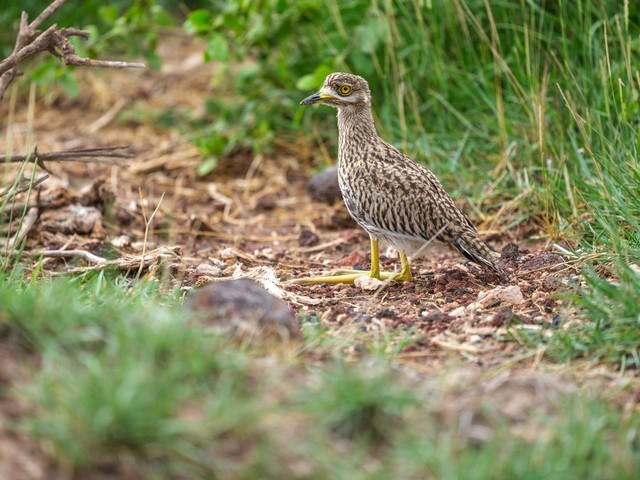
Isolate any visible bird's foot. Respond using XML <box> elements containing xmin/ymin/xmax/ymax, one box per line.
<box><xmin>286</xmin><ymin>272</ymin><xmax>368</xmax><ymax>285</ymax></box>
<box><xmin>286</xmin><ymin>268</ymin><xmax>412</xmax><ymax>285</ymax></box>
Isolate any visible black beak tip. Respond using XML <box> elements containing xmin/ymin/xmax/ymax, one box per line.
<box><xmin>300</xmin><ymin>93</ymin><xmax>322</xmax><ymax>106</ymax></box>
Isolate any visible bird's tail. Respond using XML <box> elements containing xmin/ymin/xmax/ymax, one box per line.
<box><xmin>452</xmin><ymin>231</ymin><xmax>504</xmax><ymax>278</ymax></box>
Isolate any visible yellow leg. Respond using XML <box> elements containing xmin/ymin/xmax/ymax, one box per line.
<box><xmin>369</xmin><ymin>237</ymin><xmax>381</xmax><ymax>279</ymax></box>
<box><xmin>287</xmin><ymin>237</ymin><xmax>413</xmax><ymax>286</ymax></box>
<box><xmin>397</xmin><ymin>251</ymin><xmax>413</xmax><ymax>282</ymax></box>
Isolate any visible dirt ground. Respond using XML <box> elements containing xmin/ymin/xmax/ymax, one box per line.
<box><xmin>2</xmin><ymin>31</ymin><xmax>639</xmax><ymax>480</ymax></box>
<box><xmin>1</xmin><ymin>33</ymin><xmax>580</xmax><ymax>364</ymax></box>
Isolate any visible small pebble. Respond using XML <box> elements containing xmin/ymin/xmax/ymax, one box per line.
<box><xmin>477</xmin><ymin>285</ymin><xmax>524</xmax><ymax>307</ymax></box>
<box><xmin>354</xmin><ymin>275</ymin><xmax>385</xmax><ymax>291</ymax></box>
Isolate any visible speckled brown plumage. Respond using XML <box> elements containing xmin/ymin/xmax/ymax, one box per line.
<box><xmin>299</xmin><ymin>72</ymin><xmax>502</xmax><ymax>282</ymax></box>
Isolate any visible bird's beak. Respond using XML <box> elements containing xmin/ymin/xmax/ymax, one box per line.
<box><xmin>300</xmin><ymin>89</ymin><xmax>332</xmax><ymax>105</ymax></box>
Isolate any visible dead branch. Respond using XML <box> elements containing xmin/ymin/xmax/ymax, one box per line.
<box><xmin>0</xmin><ymin>0</ymin><xmax>145</xmax><ymax>101</ymax></box>
<box><xmin>88</xmin><ymin>98</ymin><xmax>128</xmax><ymax>132</ymax></box>
<box><xmin>4</xmin><ymin>207</ymin><xmax>39</xmax><ymax>251</ymax></box>
<box><xmin>28</xmin><ymin>248</ymin><xmax>107</xmax><ymax>265</ymax></box>
<box><xmin>44</xmin><ymin>245</ymin><xmax>183</xmax><ymax>274</ymax></box>
<box><xmin>2</xmin><ymin>146</ymin><xmax>133</xmax><ymax>167</ymax></box>
<box><xmin>29</xmin><ymin>0</ymin><xmax>68</xmax><ymax>32</ymax></box>
<box><xmin>138</xmin><ymin>190</ymin><xmax>166</xmax><ymax>276</ymax></box>
<box><xmin>0</xmin><ymin>174</ymin><xmax>49</xmax><ymax>199</ymax></box>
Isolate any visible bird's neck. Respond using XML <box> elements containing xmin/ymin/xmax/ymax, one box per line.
<box><xmin>336</xmin><ymin>106</ymin><xmax>377</xmax><ymax>154</ymax></box>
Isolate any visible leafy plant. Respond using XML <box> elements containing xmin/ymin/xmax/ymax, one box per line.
<box><xmin>540</xmin><ymin>263</ymin><xmax>640</xmax><ymax>367</ymax></box>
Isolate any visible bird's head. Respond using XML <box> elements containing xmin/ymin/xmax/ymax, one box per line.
<box><xmin>300</xmin><ymin>72</ymin><xmax>371</xmax><ymax>109</ymax></box>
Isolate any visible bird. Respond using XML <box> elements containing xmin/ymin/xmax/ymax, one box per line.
<box><xmin>292</xmin><ymin>72</ymin><xmax>503</xmax><ymax>285</ymax></box>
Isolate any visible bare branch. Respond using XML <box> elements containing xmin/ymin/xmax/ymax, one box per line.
<box><xmin>15</xmin><ymin>12</ymin><xmax>32</xmax><ymax>51</ymax></box>
<box><xmin>0</xmin><ymin>174</ymin><xmax>49</xmax><ymax>199</ymax></box>
<box><xmin>0</xmin><ymin>0</ymin><xmax>146</xmax><ymax>101</ymax></box>
<box><xmin>88</xmin><ymin>98</ymin><xmax>127</xmax><ymax>132</ymax></box>
<box><xmin>57</xmin><ymin>27</ymin><xmax>89</xmax><ymax>40</ymax></box>
<box><xmin>39</xmin><ymin>246</ymin><xmax>182</xmax><ymax>275</ymax></box>
<box><xmin>0</xmin><ymin>69</ymin><xmax>18</xmax><ymax>96</ymax></box>
<box><xmin>4</xmin><ymin>207</ymin><xmax>38</xmax><ymax>251</ymax></box>
<box><xmin>138</xmin><ymin>190</ymin><xmax>166</xmax><ymax>276</ymax></box>
<box><xmin>64</xmin><ymin>55</ymin><xmax>146</xmax><ymax>69</ymax></box>
<box><xmin>29</xmin><ymin>0</ymin><xmax>70</xmax><ymax>31</ymax></box>
<box><xmin>28</xmin><ymin>248</ymin><xmax>107</xmax><ymax>265</ymax></box>
<box><xmin>3</xmin><ymin>146</ymin><xmax>134</xmax><ymax>167</ymax></box>
<box><xmin>0</xmin><ymin>24</ymin><xmax>59</xmax><ymax>75</ymax></box>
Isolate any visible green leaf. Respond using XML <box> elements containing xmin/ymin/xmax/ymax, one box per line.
<box><xmin>358</xmin><ymin>17</ymin><xmax>386</xmax><ymax>54</ymax></box>
<box><xmin>204</xmin><ymin>35</ymin><xmax>229</xmax><ymax>62</ymax></box>
<box><xmin>183</xmin><ymin>9</ymin><xmax>212</xmax><ymax>35</ymax></box>
<box><xmin>57</xmin><ymin>71</ymin><xmax>80</xmax><ymax>99</ymax></box>
<box><xmin>97</xmin><ymin>5</ymin><xmax>118</xmax><ymax>24</ymax></box>
<box><xmin>197</xmin><ymin>157</ymin><xmax>218</xmax><ymax>177</ymax></box>
<box><xmin>296</xmin><ymin>64</ymin><xmax>333</xmax><ymax>90</ymax></box>
<box><xmin>151</xmin><ymin>6</ymin><xmax>173</xmax><ymax>28</ymax></box>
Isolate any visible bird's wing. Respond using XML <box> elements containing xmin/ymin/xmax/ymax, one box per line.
<box><xmin>349</xmin><ymin>145</ymin><xmax>474</xmax><ymax>242</ymax></box>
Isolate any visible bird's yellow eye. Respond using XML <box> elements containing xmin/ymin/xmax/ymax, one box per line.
<box><xmin>339</xmin><ymin>84</ymin><xmax>352</xmax><ymax>96</ymax></box>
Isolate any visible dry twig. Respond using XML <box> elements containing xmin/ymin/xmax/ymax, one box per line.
<box><xmin>3</xmin><ymin>146</ymin><xmax>133</xmax><ymax>168</ymax></box>
<box><xmin>28</xmin><ymin>248</ymin><xmax>107</xmax><ymax>265</ymax></box>
<box><xmin>4</xmin><ymin>207</ymin><xmax>39</xmax><ymax>252</ymax></box>
<box><xmin>0</xmin><ymin>174</ymin><xmax>49</xmax><ymax>199</ymax></box>
<box><xmin>68</xmin><ymin>246</ymin><xmax>181</xmax><ymax>274</ymax></box>
<box><xmin>138</xmin><ymin>190</ymin><xmax>166</xmax><ymax>276</ymax></box>
<box><xmin>0</xmin><ymin>0</ymin><xmax>145</xmax><ymax>101</ymax></box>
<box><xmin>23</xmin><ymin>246</ymin><xmax>182</xmax><ymax>276</ymax></box>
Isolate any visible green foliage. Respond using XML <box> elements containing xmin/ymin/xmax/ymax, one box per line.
<box><xmin>78</xmin><ymin>1</ymin><xmax>173</xmax><ymax>70</ymax></box>
<box><xmin>186</xmin><ymin>0</ymin><xmax>639</xmax><ymax>228</ymax></box>
<box><xmin>3</xmin><ymin>1</ymin><xmax>640</xmax><ymax>474</ymax></box>
<box><xmin>183</xmin><ymin>1</ymin><xmax>326</xmax><ymax>162</ymax></box>
<box><xmin>1</xmin><ymin>273</ymin><xmax>257</xmax><ymax>472</ymax></box>
<box><xmin>396</xmin><ymin>395</ymin><xmax>640</xmax><ymax>480</ymax></box>
<box><xmin>537</xmin><ymin>263</ymin><xmax>640</xmax><ymax>367</ymax></box>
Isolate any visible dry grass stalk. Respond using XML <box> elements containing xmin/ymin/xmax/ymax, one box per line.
<box><xmin>3</xmin><ymin>146</ymin><xmax>133</xmax><ymax>168</ymax></box>
<box><xmin>0</xmin><ymin>174</ymin><xmax>48</xmax><ymax>199</ymax></box>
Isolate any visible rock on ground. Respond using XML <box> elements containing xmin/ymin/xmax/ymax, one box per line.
<box><xmin>185</xmin><ymin>279</ymin><xmax>301</xmax><ymax>343</ymax></box>
<box><xmin>477</xmin><ymin>285</ymin><xmax>524</xmax><ymax>308</ymax></box>
<box><xmin>306</xmin><ymin>166</ymin><xmax>341</xmax><ymax>204</ymax></box>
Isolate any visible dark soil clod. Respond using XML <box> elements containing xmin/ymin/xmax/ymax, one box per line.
<box><xmin>185</xmin><ymin>279</ymin><xmax>301</xmax><ymax>342</ymax></box>
<box><xmin>306</xmin><ymin>166</ymin><xmax>341</xmax><ymax>204</ymax></box>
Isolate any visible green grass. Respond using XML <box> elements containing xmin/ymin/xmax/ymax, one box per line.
<box><xmin>192</xmin><ymin>0</ymin><xmax>640</xmax><ymax>231</ymax></box>
<box><xmin>0</xmin><ymin>274</ymin><xmax>640</xmax><ymax>479</ymax></box>
<box><xmin>1</xmin><ymin>273</ymin><xmax>639</xmax><ymax>477</ymax></box>
<box><xmin>395</xmin><ymin>396</ymin><xmax>640</xmax><ymax>480</ymax></box>
<box><xmin>296</xmin><ymin>361</ymin><xmax>418</xmax><ymax>443</ymax></box>
<box><xmin>541</xmin><ymin>262</ymin><xmax>640</xmax><ymax>367</ymax></box>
